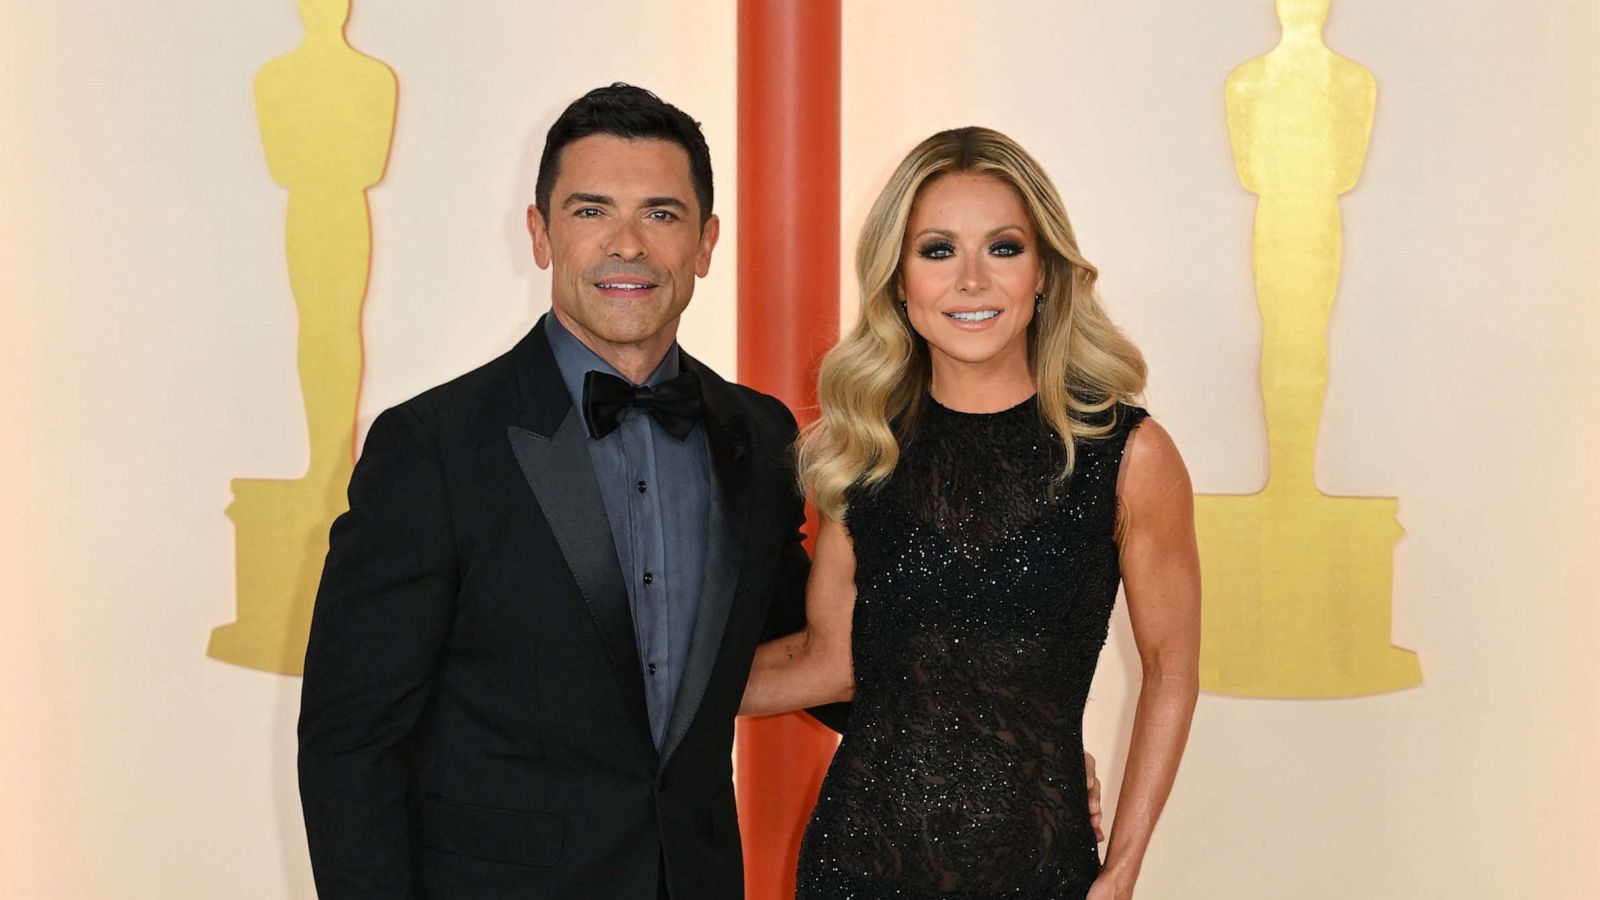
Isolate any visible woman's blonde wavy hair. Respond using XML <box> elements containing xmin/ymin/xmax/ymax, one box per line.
<box><xmin>798</xmin><ymin>126</ymin><xmax>1148</xmax><ymax>520</ymax></box>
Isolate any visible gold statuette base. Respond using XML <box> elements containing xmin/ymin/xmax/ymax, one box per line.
<box><xmin>1196</xmin><ymin>490</ymin><xmax>1422</xmax><ymax>698</ymax></box>
<box><xmin>208</xmin><ymin>470</ymin><xmax>350</xmax><ymax>676</ymax></box>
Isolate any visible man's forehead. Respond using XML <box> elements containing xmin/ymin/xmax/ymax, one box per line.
<box><xmin>554</xmin><ymin>134</ymin><xmax>696</xmax><ymax>198</ymax></box>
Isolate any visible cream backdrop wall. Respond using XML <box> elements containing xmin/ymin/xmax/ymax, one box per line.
<box><xmin>2</xmin><ymin>1</ymin><xmax>1595</xmax><ymax>897</ymax></box>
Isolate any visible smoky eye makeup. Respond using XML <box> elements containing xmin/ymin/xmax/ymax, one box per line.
<box><xmin>989</xmin><ymin>239</ymin><xmax>1026</xmax><ymax>257</ymax></box>
<box><xmin>916</xmin><ymin>240</ymin><xmax>956</xmax><ymax>260</ymax></box>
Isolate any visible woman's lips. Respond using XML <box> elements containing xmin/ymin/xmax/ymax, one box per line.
<box><xmin>942</xmin><ymin>308</ymin><xmax>1002</xmax><ymax>331</ymax></box>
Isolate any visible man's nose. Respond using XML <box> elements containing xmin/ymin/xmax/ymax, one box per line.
<box><xmin>602</xmin><ymin>219</ymin><xmax>647</xmax><ymax>260</ymax></box>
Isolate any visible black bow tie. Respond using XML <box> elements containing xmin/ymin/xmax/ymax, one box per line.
<box><xmin>582</xmin><ymin>368</ymin><xmax>703</xmax><ymax>441</ymax></box>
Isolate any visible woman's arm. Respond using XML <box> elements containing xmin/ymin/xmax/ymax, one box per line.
<box><xmin>1089</xmin><ymin>418</ymin><xmax>1202</xmax><ymax>899</ymax></box>
<box><xmin>740</xmin><ymin>514</ymin><xmax>858</xmax><ymax>717</ymax></box>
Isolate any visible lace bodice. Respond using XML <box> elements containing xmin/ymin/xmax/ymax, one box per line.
<box><xmin>797</xmin><ymin>395</ymin><xmax>1148</xmax><ymax>899</ymax></box>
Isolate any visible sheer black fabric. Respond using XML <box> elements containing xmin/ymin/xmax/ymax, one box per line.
<box><xmin>796</xmin><ymin>395</ymin><xmax>1148</xmax><ymax>900</ymax></box>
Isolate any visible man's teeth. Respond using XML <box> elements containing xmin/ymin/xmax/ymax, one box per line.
<box><xmin>598</xmin><ymin>283</ymin><xmax>651</xmax><ymax>290</ymax></box>
<box><xmin>946</xmin><ymin>310</ymin><xmax>1000</xmax><ymax>322</ymax></box>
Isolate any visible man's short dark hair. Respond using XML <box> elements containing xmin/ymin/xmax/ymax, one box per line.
<box><xmin>534</xmin><ymin>83</ymin><xmax>714</xmax><ymax>227</ymax></box>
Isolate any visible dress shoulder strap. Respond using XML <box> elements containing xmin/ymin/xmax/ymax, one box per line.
<box><xmin>1107</xmin><ymin>403</ymin><xmax>1150</xmax><ymax>463</ymax></box>
<box><xmin>1075</xmin><ymin>403</ymin><xmax>1150</xmax><ymax>523</ymax></box>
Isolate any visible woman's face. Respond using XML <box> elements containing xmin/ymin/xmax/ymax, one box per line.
<box><xmin>899</xmin><ymin>172</ymin><xmax>1045</xmax><ymax>375</ymax></box>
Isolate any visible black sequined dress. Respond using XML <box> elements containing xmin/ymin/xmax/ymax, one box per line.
<box><xmin>796</xmin><ymin>395</ymin><xmax>1148</xmax><ymax>900</ymax></box>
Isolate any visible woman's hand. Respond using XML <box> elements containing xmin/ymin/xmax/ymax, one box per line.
<box><xmin>1084</xmin><ymin>870</ymin><xmax>1135</xmax><ymax>900</ymax></box>
<box><xmin>1086</xmin><ymin>751</ymin><xmax>1104</xmax><ymax>843</ymax></box>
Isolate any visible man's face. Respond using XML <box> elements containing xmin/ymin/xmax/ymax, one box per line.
<box><xmin>529</xmin><ymin>134</ymin><xmax>719</xmax><ymax>367</ymax></box>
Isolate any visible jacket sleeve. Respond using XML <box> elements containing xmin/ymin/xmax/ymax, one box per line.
<box><xmin>298</xmin><ymin>404</ymin><xmax>458</xmax><ymax>898</ymax></box>
<box><xmin>759</xmin><ymin>396</ymin><xmax>851</xmax><ymax>734</ymax></box>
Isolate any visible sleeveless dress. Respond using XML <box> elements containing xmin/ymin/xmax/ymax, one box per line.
<box><xmin>796</xmin><ymin>395</ymin><xmax>1148</xmax><ymax>900</ymax></box>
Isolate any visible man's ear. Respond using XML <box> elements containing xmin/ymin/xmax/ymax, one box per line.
<box><xmin>695</xmin><ymin>213</ymin><xmax>720</xmax><ymax>278</ymax></box>
<box><xmin>527</xmin><ymin>204</ymin><xmax>552</xmax><ymax>269</ymax></box>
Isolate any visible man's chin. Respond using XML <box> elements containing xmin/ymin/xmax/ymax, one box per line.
<box><xmin>589</xmin><ymin>314</ymin><xmax>681</xmax><ymax>350</ymax></box>
<box><xmin>556</xmin><ymin>294</ymin><xmax>687</xmax><ymax>350</ymax></box>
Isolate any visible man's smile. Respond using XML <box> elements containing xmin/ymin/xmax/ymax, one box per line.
<box><xmin>593</xmin><ymin>279</ymin><xmax>660</xmax><ymax>298</ymax></box>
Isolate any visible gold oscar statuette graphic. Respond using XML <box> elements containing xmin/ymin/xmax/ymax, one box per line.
<box><xmin>208</xmin><ymin>0</ymin><xmax>396</xmax><ymax>675</ymax></box>
<box><xmin>1198</xmin><ymin>0</ymin><xmax>1422</xmax><ymax>697</ymax></box>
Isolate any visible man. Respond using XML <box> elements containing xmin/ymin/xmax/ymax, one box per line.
<box><xmin>298</xmin><ymin>83</ymin><xmax>1100</xmax><ymax>899</ymax></box>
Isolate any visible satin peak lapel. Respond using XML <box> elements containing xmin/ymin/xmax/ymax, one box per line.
<box><xmin>660</xmin><ymin>393</ymin><xmax>754</xmax><ymax>766</ymax></box>
<box><xmin>508</xmin><ymin>410</ymin><xmax>652</xmax><ymax>750</ymax></box>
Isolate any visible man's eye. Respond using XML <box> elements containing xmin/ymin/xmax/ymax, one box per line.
<box><xmin>574</xmin><ymin>207</ymin><xmax>603</xmax><ymax>218</ymax></box>
<box><xmin>917</xmin><ymin>241</ymin><xmax>955</xmax><ymax>260</ymax></box>
<box><xmin>990</xmin><ymin>240</ymin><xmax>1025</xmax><ymax>257</ymax></box>
<box><xmin>648</xmin><ymin>209</ymin><xmax>679</xmax><ymax>222</ymax></box>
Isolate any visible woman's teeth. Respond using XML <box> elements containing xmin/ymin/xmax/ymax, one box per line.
<box><xmin>946</xmin><ymin>310</ymin><xmax>1000</xmax><ymax>322</ymax></box>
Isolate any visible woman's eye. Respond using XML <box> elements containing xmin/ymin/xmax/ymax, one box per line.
<box><xmin>917</xmin><ymin>241</ymin><xmax>956</xmax><ymax>260</ymax></box>
<box><xmin>990</xmin><ymin>240</ymin><xmax>1025</xmax><ymax>257</ymax></box>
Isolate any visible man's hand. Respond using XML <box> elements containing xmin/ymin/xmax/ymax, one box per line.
<box><xmin>1085</xmin><ymin>751</ymin><xmax>1105</xmax><ymax>842</ymax></box>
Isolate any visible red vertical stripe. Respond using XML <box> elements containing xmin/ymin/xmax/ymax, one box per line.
<box><xmin>734</xmin><ymin>1</ymin><xmax>842</xmax><ymax>898</ymax></box>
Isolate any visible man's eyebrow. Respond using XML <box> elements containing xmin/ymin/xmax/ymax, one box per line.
<box><xmin>642</xmin><ymin>196</ymin><xmax>689</xmax><ymax>211</ymax></box>
<box><xmin>561</xmin><ymin>192</ymin><xmax>614</xmax><ymax>208</ymax></box>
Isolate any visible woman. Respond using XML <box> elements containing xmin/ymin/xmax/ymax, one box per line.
<box><xmin>740</xmin><ymin>127</ymin><xmax>1201</xmax><ymax>900</ymax></box>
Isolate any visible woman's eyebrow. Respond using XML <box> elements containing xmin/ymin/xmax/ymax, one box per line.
<box><xmin>909</xmin><ymin>225</ymin><xmax>1026</xmax><ymax>240</ymax></box>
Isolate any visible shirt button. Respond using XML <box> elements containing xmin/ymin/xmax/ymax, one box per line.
<box><xmin>637</xmin><ymin>480</ymin><xmax>648</xmax><ymax>494</ymax></box>
<box><xmin>643</xmin><ymin>571</ymin><xmax>654</xmax><ymax>585</ymax></box>
<box><xmin>648</xmin><ymin>663</ymin><xmax>658</xmax><ymax>676</ymax></box>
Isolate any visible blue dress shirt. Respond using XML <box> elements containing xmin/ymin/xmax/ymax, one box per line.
<box><xmin>543</xmin><ymin>312</ymin><xmax>710</xmax><ymax>749</ymax></box>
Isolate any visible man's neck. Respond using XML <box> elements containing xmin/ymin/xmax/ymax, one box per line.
<box><xmin>550</xmin><ymin>307</ymin><xmax>676</xmax><ymax>385</ymax></box>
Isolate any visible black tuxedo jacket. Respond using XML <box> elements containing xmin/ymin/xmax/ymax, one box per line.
<box><xmin>298</xmin><ymin>318</ymin><xmax>836</xmax><ymax>899</ymax></box>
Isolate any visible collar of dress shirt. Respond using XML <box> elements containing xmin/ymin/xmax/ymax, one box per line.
<box><xmin>542</xmin><ymin>311</ymin><xmax>683</xmax><ymax>437</ymax></box>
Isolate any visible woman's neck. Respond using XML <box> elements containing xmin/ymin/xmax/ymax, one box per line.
<box><xmin>927</xmin><ymin>349</ymin><xmax>1035</xmax><ymax>414</ymax></box>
